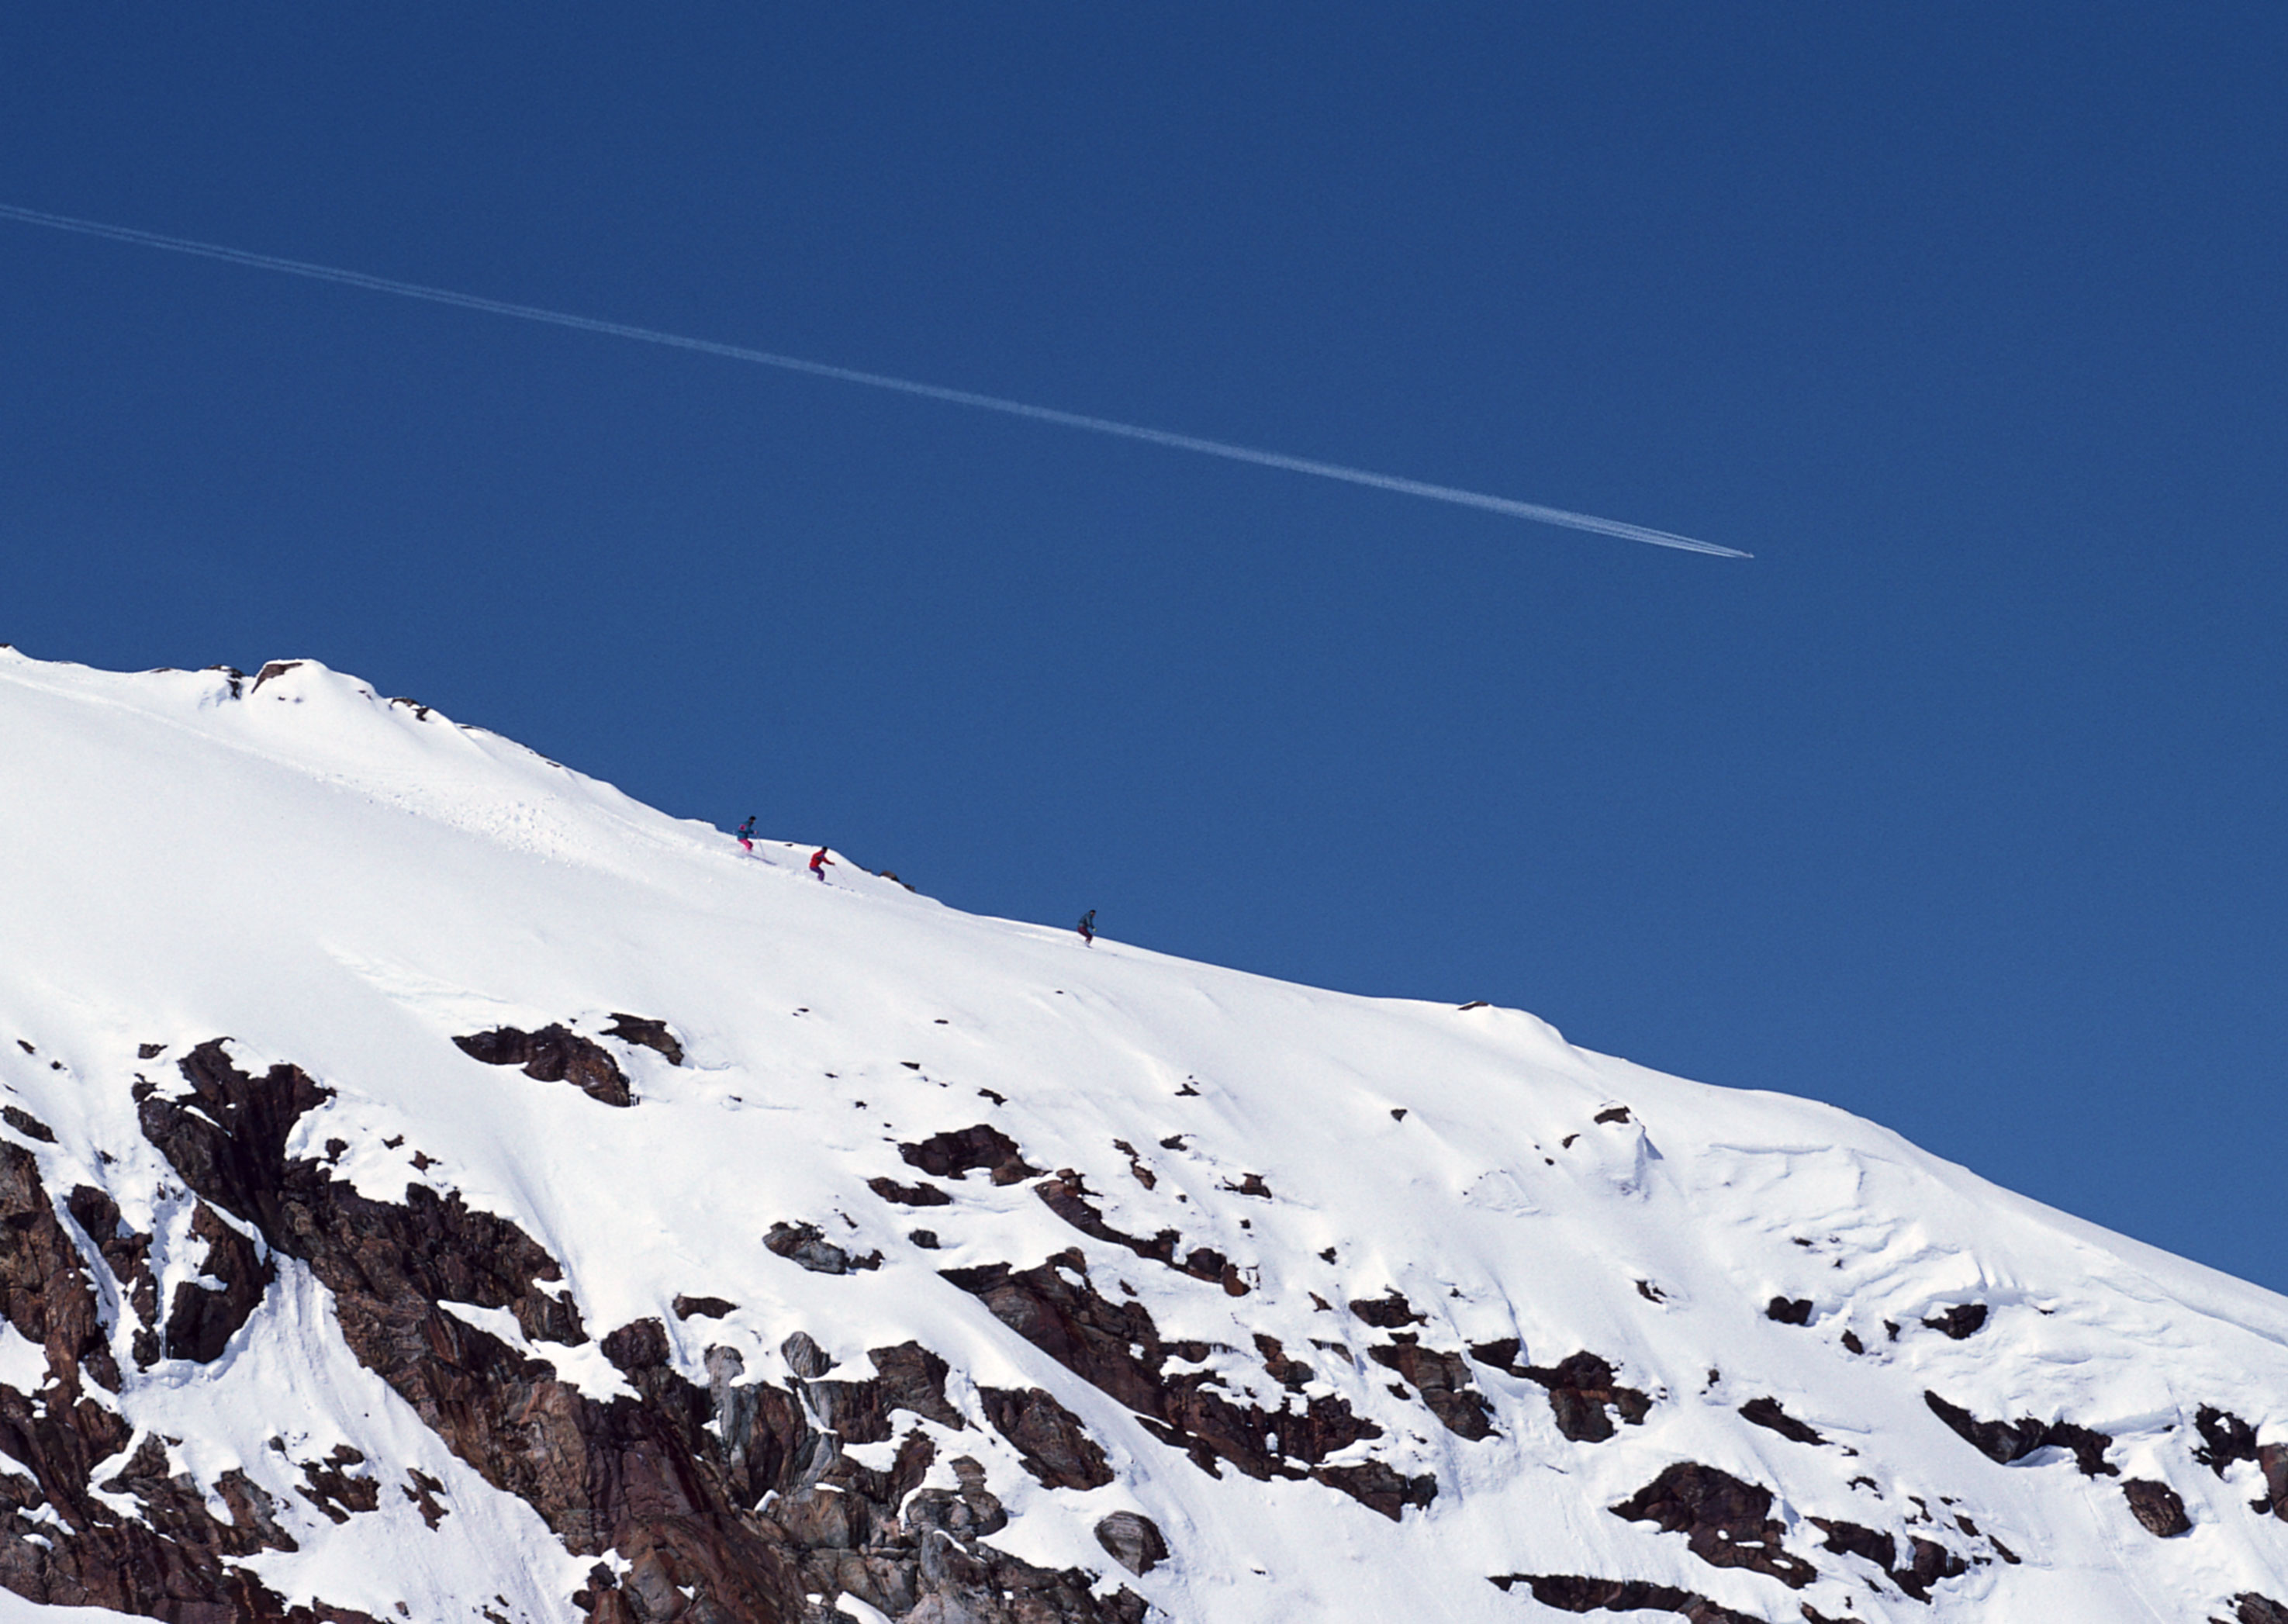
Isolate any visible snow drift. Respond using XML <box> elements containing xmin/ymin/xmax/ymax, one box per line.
<box><xmin>0</xmin><ymin>647</ymin><xmax>2283</xmax><ymax>1624</ymax></box>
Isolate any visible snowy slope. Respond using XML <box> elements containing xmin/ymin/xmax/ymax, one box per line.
<box><xmin>0</xmin><ymin>646</ymin><xmax>2284</xmax><ymax>1624</ymax></box>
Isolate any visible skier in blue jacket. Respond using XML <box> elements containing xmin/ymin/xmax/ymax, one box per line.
<box><xmin>737</xmin><ymin>815</ymin><xmax>757</xmax><ymax>853</ymax></box>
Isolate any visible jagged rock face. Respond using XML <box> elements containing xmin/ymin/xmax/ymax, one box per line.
<box><xmin>454</xmin><ymin>1025</ymin><xmax>636</xmax><ymax>1108</ymax></box>
<box><xmin>1611</xmin><ymin>1462</ymin><xmax>1818</xmax><ymax>1590</ymax></box>
<box><xmin>1806</xmin><ymin>1516</ymin><xmax>1968</xmax><ymax>1602</ymax></box>
<box><xmin>117</xmin><ymin>1043</ymin><xmax>1146</xmax><ymax>1624</ymax></box>
<box><xmin>939</xmin><ymin>1252</ymin><xmax>1432</xmax><ymax>1520</ymax></box>
<box><xmin>5</xmin><ymin>652</ymin><xmax>2288</xmax><ymax>1623</ymax></box>
<box><xmin>1922</xmin><ymin>1391</ymin><xmax>2117</xmax><ymax>1478</ymax></box>
<box><xmin>0</xmin><ymin>1138</ymin><xmax>362</xmax><ymax>1622</ymax></box>
<box><xmin>2122</xmin><ymin>1478</ymin><xmax>2191</xmax><ymax>1538</ymax></box>
<box><xmin>1471</xmin><ymin>1342</ymin><xmax>1651</xmax><ymax>1443</ymax></box>
<box><xmin>1489</xmin><ymin>1572</ymin><xmax>1764</xmax><ymax>1624</ymax></box>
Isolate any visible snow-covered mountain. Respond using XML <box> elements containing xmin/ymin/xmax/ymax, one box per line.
<box><xmin>0</xmin><ymin>647</ymin><xmax>2283</xmax><ymax>1624</ymax></box>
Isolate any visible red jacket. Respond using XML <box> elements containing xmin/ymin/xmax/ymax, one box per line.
<box><xmin>810</xmin><ymin>848</ymin><xmax>832</xmax><ymax>872</ymax></box>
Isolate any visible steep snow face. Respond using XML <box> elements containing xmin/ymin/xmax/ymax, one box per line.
<box><xmin>0</xmin><ymin>648</ymin><xmax>2285</xmax><ymax>1624</ymax></box>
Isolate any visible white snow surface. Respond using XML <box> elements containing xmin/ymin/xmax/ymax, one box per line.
<box><xmin>0</xmin><ymin>647</ymin><xmax>2283</xmax><ymax>1623</ymax></box>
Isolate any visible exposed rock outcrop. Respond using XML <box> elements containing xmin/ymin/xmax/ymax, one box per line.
<box><xmin>1923</xmin><ymin>1391</ymin><xmax>2115</xmax><ymax>1477</ymax></box>
<box><xmin>1921</xmin><ymin>1304</ymin><xmax>1989</xmax><ymax>1340</ymax></box>
<box><xmin>1032</xmin><ymin>1170</ymin><xmax>1248</xmax><ymax>1295</ymax></box>
<box><xmin>452</xmin><ymin>1025</ymin><xmax>633</xmax><ymax>1107</ymax></box>
<box><xmin>1364</xmin><ymin>1336</ymin><xmax>1494</xmax><ymax>1440</ymax></box>
<box><xmin>942</xmin><ymin>1251</ymin><xmax>1431</xmax><ymax>1519</ymax></box>
<box><xmin>161</xmin><ymin>1202</ymin><xmax>273</xmax><ymax>1363</ymax></box>
<box><xmin>763</xmin><ymin>1221</ymin><xmax>882</xmax><ymax>1275</ymax></box>
<box><xmin>1808</xmin><ymin>1516</ymin><xmax>1968</xmax><ymax>1600</ymax></box>
<box><xmin>1487</xmin><ymin>1573</ymin><xmax>1764</xmax><ymax>1623</ymax></box>
<box><xmin>2120</xmin><ymin>1477</ymin><xmax>2190</xmax><ymax>1537</ymax></box>
<box><xmin>980</xmin><ymin>1387</ymin><xmax>1114</xmax><ymax>1489</ymax></box>
<box><xmin>600</xmin><ymin>1015</ymin><xmax>683</xmax><ymax>1066</ymax></box>
<box><xmin>897</xmin><ymin>1125</ymin><xmax>1038</xmax><ymax>1186</ymax></box>
<box><xmin>866</xmin><ymin>1176</ymin><xmax>952</xmax><ymax>1208</ymax></box>
<box><xmin>122</xmin><ymin>1041</ymin><xmax>1143</xmax><ymax>1624</ymax></box>
<box><xmin>0</xmin><ymin>1137</ymin><xmax>370</xmax><ymax>1620</ymax></box>
<box><xmin>2259</xmin><ymin>1444</ymin><xmax>2288</xmax><ymax>1522</ymax></box>
<box><xmin>2194</xmin><ymin>1405</ymin><xmax>2260</xmax><ymax>1477</ymax></box>
<box><xmin>1348</xmin><ymin>1291</ymin><xmax>1426</xmax><ymax>1329</ymax></box>
<box><xmin>62</xmin><ymin>1184</ymin><xmax>157</xmax><ymax>1368</ymax></box>
<box><xmin>1470</xmin><ymin>1342</ymin><xmax>1650</xmax><ymax>1443</ymax></box>
<box><xmin>1609</xmin><ymin>1461</ymin><xmax>1816</xmax><ymax>1589</ymax></box>
<box><xmin>1738</xmin><ymin>1395</ymin><xmax>1824</xmax><ymax>1447</ymax></box>
<box><xmin>1091</xmin><ymin>1512</ymin><xmax>1168</xmax><ymax>1577</ymax></box>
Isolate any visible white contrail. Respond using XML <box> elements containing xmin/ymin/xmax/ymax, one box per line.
<box><xmin>0</xmin><ymin>202</ymin><xmax>1747</xmax><ymax>558</ymax></box>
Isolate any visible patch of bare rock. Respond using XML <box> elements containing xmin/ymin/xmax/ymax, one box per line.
<box><xmin>941</xmin><ymin>1251</ymin><xmax>1433</xmax><ymax>1519</ymax></box>
<box><xmin>1032</xmin><ymin>1169</ymin><xmax>1249</xmax><ymax>1296</ymax></box>
<box><xmin>43</xmin><ymin>1038</ymin><xmax>1149</xmax><ymax>1624</ymax></box>
<box><xmin>764</xmin><ymin>1221</ymin><xmax>882</xmax><ymax>1275</ymax></box>
<box><xmin>1922</xmin><ymin>1391</ymin><xmax>2115</xmax><ymax>1477</ymax></box>
<box><xmin>1486</xmin><ymin>1573</ymin><xmax>1765</xmax><ymax>1623</ymax></box>
<box><xmin>454</xmin><ymin>1023</ymin><xmax>636</xmax><ymax>1107</ymax></box>
<box><xmin>1806</xmin><ymin>1515</ymin><xmax>1966</xmax><ymax>1600</ymax></box>
<box><xmin>897</xmin><ymin>1125</ymin><xmax>1038</xmax><ymax>1185</ymax></box>
<box><xmin>1737</xmin><ymin>1396</ymin><xmax>1824</xmax><ymax>1448</ymax></box>
<box><xmin>1609</xmin><ymin>1461</ymin><xmax>1816</xmax><ymax>1589</ymax></box>
<box><xmin>1470</xmin><ymin>1342</ymin><xmax>1650</xmax><ymax>1443</ymax></box>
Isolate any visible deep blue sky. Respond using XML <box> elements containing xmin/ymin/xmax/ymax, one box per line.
<box><xmin>4</xmin><ymin>9</ymin><xmax>2283</xmax><ymax>1287</ymax></box>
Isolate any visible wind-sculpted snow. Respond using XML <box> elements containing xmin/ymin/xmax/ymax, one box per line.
<box><xmin>0</xmin><ymin>648</ymin><xmax>2286</xmax><ymax>1622</ymax></box>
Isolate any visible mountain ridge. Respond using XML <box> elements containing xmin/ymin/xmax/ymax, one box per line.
<box><xmin>0</xmin><ymin>647</ymin><xmax>2283</xmax><ymax>1624</ymax></box>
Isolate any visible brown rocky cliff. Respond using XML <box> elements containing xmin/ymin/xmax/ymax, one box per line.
<box><xmin>123</xmin><ymin>1042</ymin><xmax>1144</xmax><ymax>1624</ymax></box>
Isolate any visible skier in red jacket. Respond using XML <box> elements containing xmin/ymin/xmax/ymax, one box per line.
<box><xmin>809</xmin><ymin>847</ymin><xmax>834</xmax><ymax>882</ymax></box>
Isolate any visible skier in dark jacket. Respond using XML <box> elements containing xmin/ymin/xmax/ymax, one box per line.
<box><xmin>737</xmin><ymin>815</ymin><xmax>757</xmax><ymax>853</ymax></box>
<box><xmin>810</xmin><ymin>847</ymin><xmax>835</xmax><ymax>882</ymax></box>
<box><xmin>1078</xmin><ymin>909</ymin><xmax>1096</xmax><ymax>946</ymax></box>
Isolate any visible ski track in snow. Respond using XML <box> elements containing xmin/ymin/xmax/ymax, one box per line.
<box><xmin>0</xmin><ymin>647</ymin><xmax>2283</xmax><ymax>1622</ymax></box>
